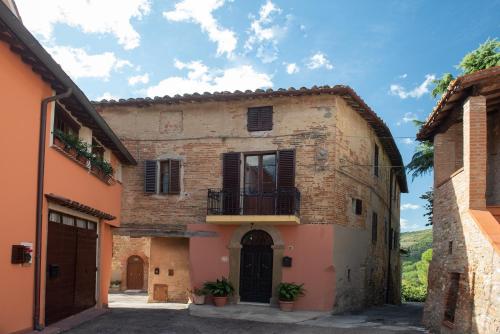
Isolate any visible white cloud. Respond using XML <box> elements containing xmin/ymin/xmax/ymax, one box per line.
<box><xmin>390</xmin><ymin>74</ymin><xmax>436</xmax><ymax>99</ymax></box>
<box><xmin>398</xmin><ymin>73</ymin><xmax>408</xmax><ymax>79</ymax></box>
<box><xmin>145</xmin><ymin>60</ymin><xmax>272</xmax><ymax>97</ymax></box>
<box><xmin>400</xmin><ymin>218</ymin><xmax>425</xmax><ymax>232</ymax></box>
<box><xmin>402</xmin><ymin>112</ymin><xmax>417</xmax><ymax>123</ymax></box>
<box><xmin>306</xmin><ymin>52</ymin><xmax>333</xmax><ymax>70</ymax></box>
<box><xmin>96</xmin><ymin>92</ymin><xmax>119</xmax><ymax>101</ymax></box>
<box><xmin>401</xmin><ymin>203</ymin><xmax>420</xmax><ymax>210</ymax></box>
<box><xmin>46</xmin><ymin>46</ymin><xmax>131</xmax><ymax>80</ymax></box>
<box><xmin>16</xmin><ymin>0</ymin><xmax>151</xmax><ymax>50</ymax></box>
<box><xmin>244</xmin><ymin>0</ymin><xmax>286</xmax><ymax>63</ymax></box>
<box><xmin>128</xmin><ymin>73</ymin><xmax>150</xmax><ymax>86</ymax></box>
<box><xmin>401</xmin><ymin>138</ymin><xmax>415</xmax><ymax>145</ymax></box>
<box><xmin>285</xmin><ymin>63</ymin><xmax>299</xmax><ymax>74</ymax></box>
<box><xmin>163</xmin><ymin>0</ymin><xmax>237</xmax><ymax>58</ymax></box>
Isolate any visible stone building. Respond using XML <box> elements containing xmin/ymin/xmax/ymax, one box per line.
<box><xmin>95</xmin><ymin>85</ymin><xmax>407</xmax><ymax>311</ymax></box>
<box><xmin>417</xmin><ymin>66</ymin><xmax>500</xmax><ymax>333</ymax></box>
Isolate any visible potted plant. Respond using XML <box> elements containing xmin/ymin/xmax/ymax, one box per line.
<box><xmin>203</xmin><ymin>277</ymin><xmax>234</xmax><ymax>307</ymax></box>
<box><xmin>189</xmin><ymin>287</ymin><xmax>207</xmax><ymax>305</ymax></box>
<box><xmin>277</xmin><ymin>282</ymin><xmax>305</xmax><ymax>312</ymax></box>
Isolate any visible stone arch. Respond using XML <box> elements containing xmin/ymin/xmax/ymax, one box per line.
<box><xmin>228</xmin><ymin>225</ymin><xmax>285</xmax><ymax>304</ymax></box>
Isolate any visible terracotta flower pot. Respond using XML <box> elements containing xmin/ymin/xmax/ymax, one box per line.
<box><xmin>279</xmin><ymin>300</ymin><xmax>294</xmax><ymax>312</ymax></box>
<box><xmin>213</xmin><ymin>296</ymin><xmax>228</xmax><ymax>307</ymax></box>
<box><xmin>53</xmin><ymin>136</ymin><xmax>65</xmax><ymax>149</ymax></box>
<box><xmin>192</xmin><ymin>294</ymin><xmax>205</xmax><ymax>305</ymax></box>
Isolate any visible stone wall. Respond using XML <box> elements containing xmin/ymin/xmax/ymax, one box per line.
<box><xmin>97</xmin><ymin>94</ymin><xmax>402</xmax><ymax>310</ymax></box>
<box><xmin>111</xmin><ymin>235</ymin><xmax>150</xmax><ymax>290</ymax></box>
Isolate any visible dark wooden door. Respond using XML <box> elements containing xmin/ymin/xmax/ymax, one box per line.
<box><xmin>244</xmin><ymin>154</ymin><xmax>276</xmax><ymax>214</ymax></box>
<box><xmin>127</xmin><ymin>256</ymin><xmax>144</xmax><ymax>290</ymax></box>
<box><xmin>239</xmin><ymin>230</ymin><xmax>273</xmax><ymax>303</ymax></box>
<box><xmin>45</xmin><ymin>214</ymin><xmax>97</xmax><ymax>325</ymax></box>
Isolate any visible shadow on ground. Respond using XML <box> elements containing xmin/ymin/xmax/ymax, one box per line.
<box><xmin>64</xmin><ymin>303</ymin><xmax>426</xmax><ymax>334</ymax></box>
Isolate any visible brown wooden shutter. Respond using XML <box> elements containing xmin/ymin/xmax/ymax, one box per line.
<box><xmin>169</xmin><ymin>160</ymin><xmax>181</xmax><ymax>194</ymax></box>
<box><xmin>222</xmin><ymin>153</ymin><xmax>241</xmax><ymax>190</ymax></box>
<box><xmin>222</xmin><ymin>153</ymin><xmax>240</xmax><ymax>214</ymax></box>
<box><xmin>278</xmin><ymin>150</ymin><xmax>295</xmax><ymax>188</ymax></box>
<box><xmin>144</xmin><ymin>160</ymin><xmax>157</xmax><ymax>193</ymax></box>
<box><xmin>247</xmin><ymin>106</ymin><xmax>273</xmax><ymax>131</ymax></box>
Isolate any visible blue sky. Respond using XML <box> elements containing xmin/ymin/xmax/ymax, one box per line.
<box><xmin>15</xmin><ymin>0</ymin><xmax>500</xmax><ymax>232</ymax></box>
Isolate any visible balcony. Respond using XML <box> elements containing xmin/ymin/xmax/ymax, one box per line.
<box><xmin>206</xmin><ymin>187</ymin><xmax>301</xmax><ymax>225</ymax></box>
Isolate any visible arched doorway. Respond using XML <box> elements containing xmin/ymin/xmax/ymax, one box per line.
<box><xmin>127</xmin><ymin>256</ymin><xmax>144</xmax><ymax>290</ymax></box>
<box><xmin>239</xmin><ymin>230</ymin><xmax>274</xmax><ymax>303</ymax></box>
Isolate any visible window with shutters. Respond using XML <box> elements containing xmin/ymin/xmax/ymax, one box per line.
<box><xmin>247</xmin><ymin>106</ymin><xmax>273</xmax><ymax>131</ymax></box>
<box><xmin>372</xmin><ymin>212</ymin><xmax>378</xmax><ymax>244</ymax></box>
<box><xmin>144</xmin><ymin>159</ymin><xmax>181</xmax><ymax>195</ymax></box>
<box><xmin>374</xmin><ymin>144</ymin><xmax>379</xmax><ymax>177</ymax></box>
<box><xmin>443</xmin><ymin>273</ymin><xmax>460</xmax><ymax>324</ymax></box>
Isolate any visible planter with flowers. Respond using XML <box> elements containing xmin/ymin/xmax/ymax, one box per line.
<box><xmin>189</xmin><ymin>287</ymin><xmax>207</xmax><ymax>305</ymax></box>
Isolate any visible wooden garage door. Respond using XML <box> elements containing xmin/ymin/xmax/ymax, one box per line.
<box><xmin>45</xmin><ymin>211</ymin><xmax>97</xmax><ymax>325</ymax></box>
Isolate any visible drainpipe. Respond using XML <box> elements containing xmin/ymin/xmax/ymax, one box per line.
<box><xmin>386</xmin><ymin>168</ymin><xmax>394</xmax><ymax>304</ymax></box>
<box><xmin>34</xmin><ymin>88</ymin><xmax>72</xmax><ymax>330</ymax></box>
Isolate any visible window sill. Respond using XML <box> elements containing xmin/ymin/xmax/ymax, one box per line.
<box><xmin>51</xmin><ymin>141</ymin><xmax>115</xmax><ymax>186</ymax></box>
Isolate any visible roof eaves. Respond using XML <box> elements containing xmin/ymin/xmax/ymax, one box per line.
<box><xmin>0</xmin><ymin>1</ymin><xmax>136</xmax><ymax>165</ymax></box>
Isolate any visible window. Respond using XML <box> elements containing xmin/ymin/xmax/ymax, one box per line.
<box><xmin>444</xmin><ymin>273</ymin><xmax>460</xmax><ymax>323</ymax></box>
<box><xmin>352</xmin><ymin>198</ymin><xmax>362</xmax><ymax>215</ymax></box>
<box><xmin>92</xmin><ymin>138</ymin><xmax>104</xmax><ymax>161</ymax></box>
<box><xmin>144</xmin><ymin>159</ymin><xmax>181</xmax><ymax>195</ymax></box>
<box><xmin>247</xmin><ymin>106</ymin><xmax>273</xmax><ymax>131</ymax></box>
<box><xmin>49</xmin><ymin>210</ymin><xmax>96</xmax><ymax>230</ymax></box>
<box><xmin>374</xmin><ymin>144</ymin><xmax>379</xmax><ymax>177</ymax></box>
<box><xmin>54</xmin><ymin>106</ymin><xmax>80</xmax><ymax>135</ymax></box>
<box><xmin>393</xmin><ymin>230</ymin><xmax>398</xmax><ymax>249</ymax></box>
<box><xmin>372</xmin><ymin>212</ymin><xmax>378</xmax><ymax>244</ymax></box>
<box><xmin>448</xmin><ymin>241</ymin><xmax>453</xmax><ymax>254</ymax></box>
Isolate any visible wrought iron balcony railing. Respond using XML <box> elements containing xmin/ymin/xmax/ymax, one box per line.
<box><xmin>207</xmin><ymin>187</ymin><xmax>300</xmax><ymax>216</ymax></box>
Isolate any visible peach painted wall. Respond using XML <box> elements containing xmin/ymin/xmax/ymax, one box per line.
<box><xmin>0</xmin><ymin>40</ymin><xmax>123</xmax><ymax>333</ymax></box>
<box><xmin>188</xmin><ymin>224</ymin><xmax>335</xmax><ymax>311</ymax></box>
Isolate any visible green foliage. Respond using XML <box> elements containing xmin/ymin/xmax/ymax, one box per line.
<box><xmin>277</xmin><ymin>282</ymin><xmax>305</xmax><ymax>301</ymax></box>
<box><xmin>406</xmin><ymin>140</ymin><xmax>434</xmax><ymax>180</ymax></box>
<box><xmin>190</xmin><ymin>287</ymin><xmax>208</xmax><ymax>296</ymax></box>
<box><xmin>54</xmin><ymin>129</ymin><xmax>114</xmax><ymax>177</ymax></box>
<box><xmin>459</xmin><ymin>38</ymin><xmax>500</xmax><ymax>74</ymax></box>
<box><xmin>203</xmin><ymin>277</ymin><xmax>234</xmax><ymax>297</ymax></box>
<box><xmin>420</xmin><ymin>189</ymin><xmax>434</xmax><ymax>226</ymax></box>
<box><xmin>401</xmin><ymin>280</ymin><xmax>427</xmax><ymax>302</ymax></box>
<box><xmin>432</xmin><ymin>38</ymin><xmax>500</xmax><ymax>98</ymax></box>
<box><xmin>431</xmin><ymin>73</ymin><xmax>454</xmax><ymax>98</ymax></box>
<box><xmin>401</xmin><ymin>231</ymin><xmax>432</xmax><ymax>302</ymax></box>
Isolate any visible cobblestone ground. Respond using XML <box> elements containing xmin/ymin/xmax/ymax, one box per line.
<box><xmin>65</xmin><ymin>305</ymin><xmax>427</xmax><ymax>334</ymax></box>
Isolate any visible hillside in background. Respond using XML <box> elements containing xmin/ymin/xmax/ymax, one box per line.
<box><xmin>400</xmin><ymin>228</ymin><xmax>433</xmax><ymax>302</ymax></box>
<box><xmin>401</xmin><ymin>229</ymin><xmax>433</xmax><ymax>263</ymax></box>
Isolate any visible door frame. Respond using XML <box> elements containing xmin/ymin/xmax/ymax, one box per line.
<box><xmin>228</xmin><ymin>225</ymin><xmax>284</xmax><ymax>304</ymax></box>
<box><xmin>243</xmin><ymin>152</ymin><xmax>277</xmax><ymax>214</ymax></box>
<box><xmin>126</xmin><ymin>255</ymin><xmax>145</xmax><ymax>290</ymax></box>
<box><xmin>44</xmin><ymin>206</ymin><xmax>100</xmax><ymax>324</ymax></box>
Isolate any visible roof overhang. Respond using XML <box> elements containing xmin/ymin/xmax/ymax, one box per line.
<box><xmin>0</xmin><ymin>1</ymin><xmax>136</xmax><ymax>165</ymax></box>
<box><xmin>417</xmin><ymin>66</ymin><xmax>500</xmax><ymax>141</ymax></box>
<box><xmin>45</xmin><ymin>193</ymin><xmax>116</xmax><ymax>221</ymax></box>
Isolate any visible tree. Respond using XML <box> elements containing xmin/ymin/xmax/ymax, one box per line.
<box><xmin>420</xmin><ymin>189</ymin><xmax>434</xmax><ymax>226</ymax></box>
<box><xmin>406</xmin><ymin>141</ymin><xmax>434</xmax><ymax>180</ymax></box>
<box><xmin>431</xmin><ymin>38</ymin><xmax>500</xmax><ymax>98</ymax></box>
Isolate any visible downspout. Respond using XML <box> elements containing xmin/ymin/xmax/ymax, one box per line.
<box><xmin>34</xmin><ymin>88</ymin><xmax>72</xmax><ymax>330</ymax></box>
<box><xmin>386</xmin><ymin>168</ymin><xmax>394</xmax><ymax>304</ymax></box>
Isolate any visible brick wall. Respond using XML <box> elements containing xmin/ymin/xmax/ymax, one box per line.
<box><xmin>424</xmin><ymin>95</ymin><xmax>500</xmax><ymax>333</ymax></box>
<box><xmin>97</xmin><ymin>94</ymin><xmax>402</xmax><ymax>309</ymax></box>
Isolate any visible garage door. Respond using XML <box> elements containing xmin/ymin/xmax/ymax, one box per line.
<box><xmin>45</xmin><ymin>211</ymin><xmax>97</xmax><ymax>325</ymax></box>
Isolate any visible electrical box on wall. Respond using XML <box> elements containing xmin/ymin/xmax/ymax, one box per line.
<box><xmin>282</xmin><ymin>256</ymin><xmax>292</xmax><ymax>267</ymax></box>
<box><xmin>11</xmin><ymin>243</ymin><xmax>33</xmax><ymax>265</ymax></box>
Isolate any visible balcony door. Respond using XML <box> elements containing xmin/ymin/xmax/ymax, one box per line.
<box><xmin>244</xmin><ymin>154</ymin><xmax>276</xmax><ymax>214</ymax></box>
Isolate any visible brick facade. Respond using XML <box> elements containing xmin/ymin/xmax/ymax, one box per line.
<box><xmin>423</xmin><ymin>96</ymin><xmax>500</xmax><ymax>333</ymax></box>
<box><xmin>96</xmin><ymin>92</ymin><xmax>403</xmax><ymax>310</ymax></box>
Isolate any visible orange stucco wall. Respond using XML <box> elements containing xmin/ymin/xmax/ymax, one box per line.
<box><xmin>0</xmin><ymin>41</ymin><xmax>122</xmax><ymax>333</ymax></box>
<box><xmin>188</xmin><ymin>224</ymin><xmax>335</xmax><ymax>311</ymax></box>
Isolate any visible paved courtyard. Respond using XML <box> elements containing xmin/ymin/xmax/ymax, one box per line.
<box><xmin>62</xmin><ymin>293</ymin><xmax>427</xmax><ymax>334</ymax></box>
